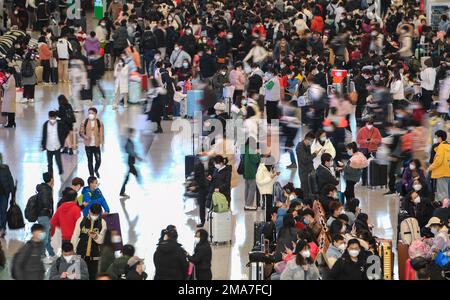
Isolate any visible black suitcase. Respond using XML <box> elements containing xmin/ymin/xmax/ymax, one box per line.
<box><xmin>368</xmin><ymin>159</ymin><xmax>388</xmax><ymax>188</ymax></box>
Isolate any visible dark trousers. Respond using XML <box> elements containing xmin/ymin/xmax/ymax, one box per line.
<box><xmin>84</xmin><ymin>259</ymin><xmax>99</xmax><ymax>280</ymax></box>
<box><xmin>23</xmin><ymin>85</ymin><xmax>35</xmax><ymax>99</ymax></box>
<box><xmin>344</xmin><ymin>180</ymin><xmax>356</xmax><ymax>201</ymax></box>
<box><xmin>299</xmin><ymin>171</ymin><xmax>311</xmax><ymax>199</ymax></box>
<box><xmin>5</xmin><ymin>113</ymin><xmax>15</xmax><ymax>126</ymax></box>
<box><xmin>41</xmin><ymin>60</ymin><xmax>51</xmax><ymax>83</ymax></box>
<box><xmin>143</xmin><ymin>49</ymin><xmax>155</xmax><ymax>76</ymax></box>
<box><xmin>90</xmin><ymin>78</ymin><xmax>106</xmax><ymax>99</ymax></box>
<box><xmin>421</xmin><ymin>88</ymin><xmax>433</xmax><ymax>111</ymax></box>
<box><xmin>262</xmin><ymin>194</ymin><xmax>273</xmax><ymax>222</ymax></box>
<box><xmin>46</xmin><ymin>149</ymin><xmax>63</xmax><ymax>174</ymax></box>
<box><xmin>266</xmin><ymin>101</ymin><xmax>279</xmax><ymax>124</ymax></box>
<box><xmin>0</xmin><ymin>194</ymin><xmax>8</xmax><ymax>231</ymax></box>
<box><xmin>232</xmin><ymin>89</ymin><xmax>243</xmax><ymax>104</ymax></box>
<box><xmin>85</xmin><ymin>146</ymin><xmax>101</xmax><ymax>176</ymax></box>
<box><xmin>120</xmin><ymin>159</ymin><xmax>139</xmax><ymax>195</ymax></box>
<box><xmin>198</xmin><ymin>192</ymin><xmax>207</xmax><ymax>225</ymax></box>
<box><xmin>388</xmin><ymin>160</ymin><xmax>400</xmax><ymax>192</ymax></box>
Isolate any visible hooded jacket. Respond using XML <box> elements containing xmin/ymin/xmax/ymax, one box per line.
<box><xmin>80</xmin><ymin>186</ymin><xmax>110</xmax><ymax>216</ymax></box>
<box><xmin>36</xmin><ymin>183</ymin><xmax>53</xmax><ymax>218</ymax></box>
<box><xmin>12</xmin><ymin>240</ymin><xmax>45</xmax><ymax>280</ymax></box>
<box><xmin>50</xmin><ymin>202</ymin><xmax>81</xmax><ymax>241</ymax></box>
<box><xmin>153</xmin><ymin>239</ymin><xmax>189</xmax><ymax>280</ymax></box>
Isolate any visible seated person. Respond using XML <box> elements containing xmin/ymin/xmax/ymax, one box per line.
<box><xmin>327</xmin><ymin>202</ymin><xmax>344</xmax><ymax>227</ymax></box>
<box><xmin>325</xmin><ymin>234</ymin><xmax>346</xmax><ymax>268</ymax></box>
<box><xmin>401</xmin><ymin>159</ymin><xmax>426</xmax><ymax>195</ymax></box>
<box><xmin>329</xmin><ymin>219</ymin><xmax>346</xmax><ymax>237</ymax></box>
<box><xmin>344</xmin><ymin>198</ymin><xmax>361</xmax><ymax>226</ymax></box>
<box><xmin>298</xmin><ymin>209</ymin><xmax>322</xmax><ymax>242</ymax></box>
<box><xmin>298</xmin><ymin>228</ymin><xmax>320</xmax><ymax>261</ymax></box>
<box><xmin>274</xmin><ymin>214</ymin><xmax>298</xmax><ymax>262</ymax></box>
<box><xmin>320</xmin><ymin>184</ymin><xmax>340</xmax><ymax>217</ymax></box>
<box><xmin>402</xmin><ymin>181</ymin><xmax>434</xmax><ymax>228</ymax></box>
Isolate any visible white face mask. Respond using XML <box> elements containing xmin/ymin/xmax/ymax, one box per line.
<box><xmin>215</xmin><ymin>164</ymin><xmax>221</xmax><ymax>170</ymax></box>
<box><xmin>413</xmin><ymin>184</ymin><xmax>422</xmax><ymax>192</ymax></box>
<box><xmin>183</xmin><ymin>63</ymin><xmax>189</xmax><ymax>68</ymax></box>
<box><xmin>154</xmin><ymin>55</ymin><xmax>161</xmax><ymax>61</ymax></box>
<box><xmin>337</xmin><ymin>243</ymin><xmax>346</xmax><ymax>252</ymax></box>
<box><xmin>413</xmin><ymin>196</ymin><xmax>421</xmax><ymax>204</ymax></box>
<box><xmin>88</xmin><ymin>114</ymin><xmax>95</xmax><ymax>120</ymax></box>
<box><xmin>348</xmin><ymin>249</ymin><xmax>360</xmax><ymax>257</ymax></box>
<box><xmin>366</xmin><ymin>124</ymin><xmax>373</xmax><ymax>130</ymax></box>
<box><xmin>90</xmin><ymin>215</ymin><xmax>99</xmax><ymax>221</ymax></box>
<box><xmin>174</xmin><ymin>47</ymin><xmax>180</xmax><ymax>52</ymax></box>
<box><xmin>320</xmin><ymin>136</ymin><xmax>326</xmax><ymax>142</ymax></box>
<box><xmin>301</xmin><ymin>250</ymin><xmax>311</xmax><ymax>258</ymax></box>
<box><xmin>324</xmin><ymin>126</ymin><xmax>333</xmax><ymax>132</ymax></box>
<box><xmin>431</xmin><ymin>228</ymin><xmax>439</xmax><ymax>235</ymax></box>
<box><xmin>433</xmin><ymin>138</ymin><xmax>439</xmax><ymax>144</ymax></box>
<box><xmin>64</xmin><ymin>255</ymin><xmax>74</xmax><ymax>263</ymax></box>
<box><xmin>112</xmin><ymin>235</ymin><xmax>122</xmax><ymax>244</ymax></box>
<box><xmin>409</xmin><ymin>164</ymin><xmax>416</xmax><ymax>170</ymax></box>
<box><xmin>347</xmin><ymin>150</ymin><xmax>353</xmax><ymax>156</ymax></box>
<box><xmin>194</xmin><ymin>237</ymin><xmax>200</xmax><ymax>244</ymax></box>
<box><xmin>289</xmin><ymin>194</ymin><xmax>296</xmax><ymax>201</ymax></box>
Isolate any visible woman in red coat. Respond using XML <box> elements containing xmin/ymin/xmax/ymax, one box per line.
<box><xmin>311</xmin><ymin>16</ymin><xmax>324</xmax><ymax>34</ymax></box>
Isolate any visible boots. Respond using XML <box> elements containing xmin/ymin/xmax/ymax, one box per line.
<box><xmin>154</xmin><ymin>125</ymin><xmax>163</xmax><ymax>134</ymax></box>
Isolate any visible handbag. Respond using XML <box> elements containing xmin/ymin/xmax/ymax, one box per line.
<box><xmin>435</xmin><ymin>248</ymin><xmax>450</xmax><ymax>268</ymax></box>
<box><xmin>237</xmin><ymin>155</ymin><xmax>244</xmax><ymax>175</ymax></box>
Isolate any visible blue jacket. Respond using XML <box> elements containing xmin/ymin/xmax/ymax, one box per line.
<box><xmin>81</xmin><ymin>187</ymin><xmax>110</xmax><ymax>216</ymax></box>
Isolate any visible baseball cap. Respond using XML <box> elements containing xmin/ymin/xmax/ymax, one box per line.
<box><xmin>127</xmin><ymin>256</ymin><xmax>144</xmax><ymax>267</ymax></box>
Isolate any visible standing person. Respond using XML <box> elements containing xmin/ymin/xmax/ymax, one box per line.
<box><xmin>1</xmin><ymin>68</ymin><xmax>16</xmax><ymax>128</ymax></box>
<box><xmin>316</xmin><ymin>153</ymin><xmax>340</xmax><ymax>193</ymax></box>
<box><xmin>0</xmin><ymin>153</ymin><xmax>14</xmax><ymax>238</ymax></box>
<box><xmin>154</xmin><ymin>21</ymin><xmax>167</xmax><ymax>59</ymax></box>
<box><xmin>356</xmin><ymin>119</ymin><xmax>382</xmax><ymax>158</ymax></box>
<box><xmin>169</xmin><ymin>43</ymin><xmax>191</xmax><ymax>70</ymax></box>
<box><xmin>56</xmin><ymin>34</ymin><xmax>72</xmax><ymax>83</ymax></box>
<box><xmin>389</xmin><ymin>68</ymin><xmax>405</xmax><ymax>109</ymax></box>
<box><xmin>11</xmin><ymin>224</ymin><xmax>46</xmax><ymax>280</ymax></box>
<box><xmin>296</xmin><ymin>132</ymin><xmax>322</xmax><ymax>199</ymax></box>
<box><xmin>344</xmin><ymin>142</ymin><xmax>368</xmax><ymax>201</ymax></box>
<box><xmin>243</xmin><ymin>139</ymin><xmax>261</xmax><ymax>211</ymax></box>
<box><xmin>50</xmin><ymin>189</ymin><xmax>81</xmax><ymax>244</ymax></box>
<box><xmin>256</xmin><ymin>156</ymin><xmax>279</xmax><ymax>222</ymax></box>
<box><xmin>113</xmin><ymin>54</ymin><xmax>129</xmax><ymax>110</ymax></box>
<box><xmin>87</xmin><ymin>51</ymin><xmax>106</xmax><ymax>105</ymax></box>
<box><xmin>83</xmin><ymin>31</ymin><xmax>100</xmax><ymax>55</ymax></box>
<box><xmin>159</xmin><ymin>62</ymin><xmax>175</xmax><ymax>120</ymax></box>
<box><xmin>264</xmin><ymin>68</ymin><xmax>281</xmax><ymax>124</ymax></box>
<box><xmin>41</xmin><ymin>111</ymin><xmax>67</xmax><ymax>175</ymax></box>
<box><xmin>419</xmin><ymin>58</ymin><xmax>436</xmax><ymax>111</ymax></box>
<box><xmin>228</xmin><ymin>61</ymin><xmax>246</xmax><ymax>105</ymax></box>
<box><xmin>146</xmin><ymin>78</ymin><xmax>167</xmax><ymax>134</ymax></box>
<box><xmin>57</xmin><ymin>95</ymin><xmax>76</xmax><ymax>156</ymax></box>
<box><xmin>79</xmin><ymin>108</ymin><xmax>104</xmax><ymax>178</ymax></box>
<box><xmin>71</xmin><ymin>203</ymin><xmax>107</xmax><ymax>280</ymax></box>
<box><xmin>199</xmin><ymin>47</ymin><xmax>217</xmax><ymax>80</ymax></box>
<box><xmin>35</xmin><ymin>0</ymin><xmax>48</xmax><ymax>31</ymax></box>
<box><xmin>21</xmin><ymin>52</ymin><xmax>37</xmax><ymax>103</ymax></box>
<box><xmin>112</xmin><ymin>20</ymin><xmax>130</xmax><ymax>65</ymax></box>
<box><xmin>80</xmin><ymin>176</ymin><xmax>110</xmax><ymax>217</ymax></box>
<box><xmin>207</xmin><ymin>156</ymin><xmax>232</xmax><ymax>208</ymax></box>
<box><xmin>38</xmin><ymin>35</ymin><xmax>52</xmax><ymax>85</ymax></box>
<box><xmin>311</xmin><ymin>130</ymin><xmax>336</xmax><ymax>169</ymax></box>
<box><xmin>48</xmin><ymin>241</ymin><xmax>89</xmax><ymax>280</ymax></box>
<box><xmin>153</xmin><ymin>227</ymin><xmax>189</xmax><ymax>280</ymax></box>
<box><xmin>141</xmin><ymin>25</ymin><xmax>159</xmax><ymax>75</ymax></box>
<box><xmin>428</xmin><ymin>130</ymin><xmax>450</xmax><ymax>201</ymax></box>
<box><xmin>36</xmin><ymin>172</ymin><xmax>56</xmax><ymax>263</ymax></box>
<box><xmin>120</xmin><ymin>128</ymin><xmax>143</xmax><ymax>199</ymax></box>
<box><xmin>188</xmin><ymin>229</ymin><xmax>212</xmax><ymax>280</ymax></box>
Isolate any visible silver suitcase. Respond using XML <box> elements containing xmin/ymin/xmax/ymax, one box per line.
<box><xmin>209</xmin><ymin>210</ymin><xmax>232</xmax><ymax>245</ymax></box>
<box><xmin>248</xmin><ymin>262</ymin><xmax>264</xmax><ymax>280</ymax></box>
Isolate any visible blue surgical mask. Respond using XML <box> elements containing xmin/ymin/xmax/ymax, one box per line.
<box><xmin>38</xmin><ymin>232</ymin><xmax>47</xmax><ymax>241</ymax></box>
<box><xmin>199</xmin><ymin>156</ymin><xmax>209</xmax><ymax>162</ymax></box>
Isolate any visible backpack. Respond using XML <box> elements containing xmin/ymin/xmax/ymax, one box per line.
<box><xmin>65</xmin><ymin>105</ymin><xmax>76</xmax><ymax>124</ymax></box>
<box><xmin>211</xmin><ymin>192</ymin><xmax>229</xmax><ymax>213</ymax></box>
<box><xmin>399</xmin><ymin>217</ymin><xmax>421</xmax><ymax>245</ymax></box>
<box><xmin>7</xmin><ymin>199</ymin><xmax>25</xmax><ymax>230</ymax></box>
<box><xmin>21</xmin><ymin>60</ymin><xmax>34</xmax><ymax>77</ymax></box>
<box><xmin>24</xmin><ymin>194</ymin><xmax>39</xmax><ymax>223</ymax></box>
<box><xmin>142</xmin><ymin>30</ymin><xmax>158</xmax><ymax>50</ymax></box>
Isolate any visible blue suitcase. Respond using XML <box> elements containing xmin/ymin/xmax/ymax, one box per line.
<box><xmin>186</xmin><ymin>90</ymin><xmax>203</xmax><ymax>118</ymax></box>
<box><xmin>129</xmin><ymin>80</ymin><xmax>142</xmax><ymax>104</ymax></box>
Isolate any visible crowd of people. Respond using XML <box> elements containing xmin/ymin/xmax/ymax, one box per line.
<box><xmin>0</xmin><ymin>0</ymin><xmax>449</xmax><ymax>280</ymax></box>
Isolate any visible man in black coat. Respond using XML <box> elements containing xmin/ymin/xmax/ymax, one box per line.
<box><xmin>296</xmin><ymin>131</ymin><xmax>322</xmax><ymax>199</ymax></box>
<box><xmin>0</xmin><ymin>153</ymin><xmax>14</xmax><ymax>238</ymax></box>
<box><xmin>353</xmin><ymin>69</ymin><xmax>371</xmax><ymax>126</ymax></box>
<box><xmin>41</xmin><ymin>111</ymin><xmax>68</xmax><ymax>175</ymax></box>
<box><xmin>160</xmin><ymin>62</ymin><xmax>175</xmax><ymax>120</ymax></box>
<box><xmin>199</xmin><ymin>47</ymin><xmax>217</xmax><ymax>80</ymax></box>
<box><xmin>36</xmin><ymin>172</ymin><xmax>55</xmax><ymax>259</ymax></box>
<box><xmin>316</xmin><ymin>153</ymin><xmax>340</xmax><ymax>194</ymax></box>
<box><xmin>188</xmin><ymin>229</ymin><xmax>212</xmax><ymax>280</ymax></box>
<box><xmin>153</xmin><ymin>229</ymin><xmax>189</xmax><ymax>280</ymax></box>
<box><xmin>12</xmin><ymin>224</ymin><xmax>46</xmax><ymax>280</ymax></box>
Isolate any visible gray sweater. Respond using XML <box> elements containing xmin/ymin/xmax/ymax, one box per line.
<box><xmin>280</xmin><ymin>260</ymin><xmax>320</xmax><ymax>280</ymax></box>
<box><xmin>48</xmin><ymin>255</ymin><xmax>89</xmax><ymax>280</ymax></box>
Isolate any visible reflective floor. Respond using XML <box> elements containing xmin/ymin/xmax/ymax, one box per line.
<box><xmin>0</xmin><ymin>73</ymin><xmax>400</xmax><ymax>279</ymax></box>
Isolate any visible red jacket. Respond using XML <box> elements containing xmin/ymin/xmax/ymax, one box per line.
<box><xmin>356</xmin><ymin>126</ymin><xmax>382</xmax><ymax>153</ymax></box>
<box><xmin>50</xmin><ymin>202</ymin><xmax>81</xmax><ymax>241</ymax></box>
<box><xmin>310</xmin><ymin>16</ymin><xmax>324</xmax><ymax>34</ymax></box>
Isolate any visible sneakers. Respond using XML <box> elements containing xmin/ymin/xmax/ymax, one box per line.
<box><xmin>383</xmin><ymin>191</ymin><xmax>395</xmax><ymax>196</ymax></box>
<box><xmin>154</xmin><ymin>127</ymin><xmax>163</xmax><ymax>134</ymax></box>
<box><xmin>196</xmin><ymin>223</ymin><xmax>204</xmax><ymax>228</ymax></box>
<box><xmin>286</xmin><ymin>163</ymin><xmax>297</xmax><ymax>169</ymax></box>
<box><xmin>244</xmin><ymin>206</ymin><xmax>257</xmax><ymax>211</ymax></box>
<box><xmin>29</xmin><ymin>98</ymin><xmax>34</xmax><ymax>103</ymax></box>
<box><xmin>120</xmin><ymin>193</ymin><xmax>130</xmax><ymax>199</ymax></box>
<box><xmin>95</xmin><ymin>171</ymin><xmax>100</xmax><ymax>178</ymax></box>
<box><xmin>123</xmin><ymin>104</ymin><xmax>128</xmax><ymax>108</ymax></box>
<box><xmin>61</xmin><ymin>147</ymin><xmax>68</xmax><ymax>154</ymax></box>
<box><xmin>43</xmin><ymin>256</ymin><xmax>56</xmax><ymax>265</ymax></box>
<box><xmin>67</xmin><ymin>148</ymin><xmax>74</xmax><ymax>155</ymax></box>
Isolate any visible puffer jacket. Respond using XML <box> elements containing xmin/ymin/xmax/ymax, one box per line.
<box><xmin>112</xmin><ymin>26</ymin><xmax>129</xmax><ymax>50</ymax></box>
<box><xmin>429</xmin><ymin>142</ymin><xmax>450</xmax><ymax>179</ymax></box>
<box><xmin>0</xmin><ymin>164</ymin><xmax>14</xmax><ymax>196</ymax></box>
<box><xmin>153</xmin><ymin>239</ymin><xmax>189</xmax><ymax>280</ymax></box>
<box><xmin>12</xmin><ymin>241</ymin><xmax>45</xmax><ymax>280</ymax></box>
<box><xmin>36</xmin><ymin>183</ymin><xmax>53</xmax><ymax>218</ymax></box>
<box><xmin>256</xmin><ymin>163</ymin><xmax>277</xmax><ymax>195</ymax></box>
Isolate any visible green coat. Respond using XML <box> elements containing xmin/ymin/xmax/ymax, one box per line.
<box><xmin>243</xmin><ymin>145</ymin><xmax>260</xmax><ymax>180</ymax></box>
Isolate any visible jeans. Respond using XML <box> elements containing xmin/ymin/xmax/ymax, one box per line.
<box><xmin>344</xmin><ymin>180</ymin><xmax>356</xmax><ymax>201</ymax></box>
<box><xmin>245</xmin><ymin>179</ymin><xmax>257</xmax><ymax>207</ymax></box>
<box><xmin>143</xmin><ymin>49</ymin><xmax>155</xmax><ymax>76</ymax></box>
<box><xmin>266</xmin><ymin>101</ymin><xmax>279</xmax><ymax>124</ymax></box>
<box><xmin>0</xmin><ymin>194</ymin><xmax>8</xmax><ymax>231</ymax></box>
<box><xmin>435</xmin><ymin>177</ymin><xmax>450</xmax><ymax>202</ymax></box>
<box><xmin>120</xmin><ymin>158</ymin><xmax>140</xmax><ymax>195</ymax></box>
<box><xmin>41</xmin><ymin>60</ymin><xmax>51</xmax><ymax>83</ymax></box>
<box><xmin>85</xmin><ymin>146</ymin><xmax>101</xmax><ymax>176</ymax></box>
<box><xmin>37</xmin><ymin>216</ymin><xmax>55</xmax><ymax>257</ymax></box>
<box><xmin>173</xmin><ymin>101</ymin><xmax>181</xmax><ymax>117</ymax></box>
<box><xmin>47</xmin><ymin>149</ymin><xmax>63</xmax><ymax>175</ymax></box>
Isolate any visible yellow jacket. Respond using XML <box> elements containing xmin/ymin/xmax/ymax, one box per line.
<box><xmin>429</xmin><ymin>142</ymin><xmax>450</xmax><ymax>179</ymax></box>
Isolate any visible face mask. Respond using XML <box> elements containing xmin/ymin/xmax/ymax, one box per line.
<box><xmin>90</xmin><ymin>215</ymin><xmax>99</xmax><ymax>221</ymax></box>
<box><xmin>194</xmin><ymin>237</ymin><xmax>200</xmax><ymax>244</ymax></box>
<box><xmin>338</xmin><ymin>243</ymin><xmax>346</xmax><ymax>252</ymax></box>
<box><xmin>366</xmin><ymin>124</ymin><xmax>373</xmax><ymax>130</ymax></box>
<box><xmin>341</xmin><ymin>226</ymin><xmax>346</xmax><ymax>233</ymax></box>
<box><xmin>409</xmin><ymin>164</ymin><xmax>416</xmax><ymax>170</ymax></box>
<box><xmin>100</xmin><ymin>23</ymin><xmax>106</xmax><ymax>27</ymax></box>
<box><xmin>202</xmin><ymin>38</ymin><xmax>208</xmax><ymax>43</ymax></box>
<box><xmin>183</xmin><ymin>63</ymin><xmax>189</xmax><ymax>68</ymax></box>
<box><xmin>227</xmin><ymin>34</ymin><xmax>233</xmax><ymax>39</ymax></box>
<box><xmin>112</xmin><ymin>235</ymin><xmax>122</xmax><ymax>243</ymax></box>
<box><xmin>301</xmin><ymin>250</ymin><xmax>311</xmax><ymax>258</ymax></box>
<box><xmin>324</xmin><ymin>126</ymin><xmax>333</xmax><ymax>132</ymax></box>
<box><xmin>347</xmin><ymin>150</ymin><xmax>353</xmax><ymax>156</ymax></box>
<box><xmin>38</xmin><ymin>232</ymin><xmax>47</xmax><ymax>241</ymax></box>
<box><xmin>348</xmin><ymin>249</ymin><xmax>360</xmax><ymax>257</ymax></box>
<box><xmin>215</xmin><ymin>164</ymin><xmax>221</xmax><ymax>169</ymax></box>
<box><xmin>185</xmin><ymin>30</ymin><xmax>192</xmax><ymax>35</ymax></box>
<box><xmin>241</xmin><ymin>100</ymin><xmax>247</xmax><ymax>106</ymax></box>
<box><xmin>289</xmin><ymin>194</ymin><xmax>296</xmax><ymax>201</ymax></box>
<box><xmin>320</xmin><ymin>136</ymin><xmax>326</xmax><ymax>143</ymax></box>
<box><xmin>64</xmin><ymin>255</ymin><xmax>73</xmax><ymax>263</ymax></box>
<box><xmin>174</xmin><ymin>47</ymin><xmax>180</xmax><ymax>52</ymax></box>
<box><xmin>303</xmin><ymin>218</ymin><xmax>310</xmax><ymax>225</ymax></box>
<box><xmin>413</xmin><ymin>196</ymin><xmax>421</xmax><ymax>204</ymax></box>
<box><xmin>431</xmin><ymin>228</ymin><xmax>439</xmax><ymax>235</ymax></box>
<box><xmin>199</xmin><ymin>156</ymin><xmax>209</xmax><ymax>162</ymax></box>
<box><xmin>280</xmin><ymin>64</ymin><xmax>286</xmax><ymax>69</ymax></box>
<box><xmin>88</xmin><ymin>114</ymin><xmax>95</xmax><ymax>120</ymax></box>
<box><xmin>49</xmin><ymin>119</ymin><xmax>56</xmax><ymax>125</ymax></box>
<box><xmin>433</xmin><ymin>138</ymin><xmax>439</xmax><ymax>144</ymax></box>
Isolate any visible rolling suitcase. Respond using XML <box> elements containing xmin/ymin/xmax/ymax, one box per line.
<box><xmin>248</xmin><ymin>262</ymin><xmax>264</xmax><ymax>280</ymax></box>
<box><xmin>397</xmin><ymin>240</ymin><xmax>409</xmax><ymax>280</ymax></box>
<box><xmin>209</xmin><ymin>210</ymin><xmax>232</xmax><ymax>245</ymax></box>
<box><xmin>128</xmin><ymin>80</ymin><xmax>142</xmax><ymax>104</ymax></box>
<box><xmin>186</xmin><ymin>90</ymin><xmax>203</xmax><ymax>118</ymax></box>
<box><xmin>367</xmin><ymin>158</ymin><xmax>388</xmax><ymax>188</ymax></box>
<box><xmin>103</xmin><ymin>213</ymin><xmax>123</xmax><ymax>251</ymax></box>
<box><xmin>377</xmin><ymin>239</ymin><xmax>394</xmax><ymax>280</ymax></box>
<box><xmin>141</xmin><ymin>74</ymin><xmax>148</xmax><ymax>91</ymax></box>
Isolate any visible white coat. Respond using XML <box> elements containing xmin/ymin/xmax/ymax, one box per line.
<box><xmin>114</xmin><ymin>62</ymin><xmax>129</xmax><ymax>94</ymax></box>
<box><xmin>1</xmin><ymin>75</ymin><xmax>16</xmax><ymax>113</ymax></box>
<box><xmin>390</xmin><ymin>78</ymin><xmax>405</xmax><ymax>100</ymax></box>
<box><xmin>256</xmin><ymin>163</ymin><xmax>277</xmax><ymax>195</ymax></box>
<box><xmin>311</xmin><ymin>138</ymin><xmax>336</xmax><ymax>169</ymax></box>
